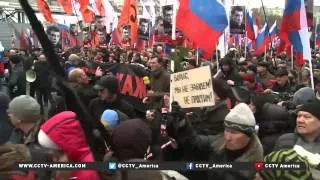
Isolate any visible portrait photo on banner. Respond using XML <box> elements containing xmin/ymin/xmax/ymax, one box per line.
<box><xmin>121</xmin><ymin>25</ymin><xmax>131</xmax><ymax>41</ymax></box>
<box><xmin>162</xmin><ymin>5</ymin><xmax>173</xmax><ymax>35</ymax></box>
<box><xmin>138</xmin><ymin>18</ymin><xmax>151</xmax><ymax>40</ymax></box>
<box><xmin>46</xmin><ymin>25</ymin><xmax>62</xmax><ymax>52</ymax></box>
<box><xmin>230</xmin><ymin>6</ymin><xmax>246</xmax><ymax>34</ymax></box>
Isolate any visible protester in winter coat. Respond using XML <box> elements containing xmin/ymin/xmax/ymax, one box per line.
<box><xmin>38</xmin><ymin>111</ymin><xmax>100</xmax><ymax>180</ymax></box>
<box><xmin>256</xmin><ymin>62</ymin><xmax>275</xmax><ymax>89</ymax></box>
<box><xmin>7</xmin><ymin>95</ymin><xmax>52</xmax><ymax>179</ymax></box>
<box><xmin>101</xmin><ymin>109</ymin><xmax>129</xmax><ymax>134</ymax></box>
<box><xmin>7</xmin><ymin>55</ymin><xmax>26</xmax><ymax>98</ymax></box>
<box><xmin>89</xmin><ymin>75</ymin><xmax>136</xmax><ymax>122</ymax></box>
<box><xmin>192</xmin><ymin>79</ymin><xmax>230</xmax><ymax>136</ymax></box>
<box><xmin>68</xmin><ymin>68</ymin><xmax>98</xmax><ymax>106</ymax></box>
<box><xmin>273</xmin><ymin>100</ymin><xmax>320</xmax><ymax>179</ymax></box>
<box><xmin>146</xmin><ymin>55</ymin><xmax>170</xmax><ymax>110</ymax></box>
<box><xmin>242</xmin><ymin>74</ymin><xmax>264</xmax><ymax>93</ymax></box>
<box><xmin>173</xmin><ymin>103</ymin><xmax>263</xmax><ymax>180</ymax></box>
<box><xmin>264</xmin><ymin>69</ymin><xmax>293</xmax><ymax>93</ymax></box>
<box><xmin>0</xmin><ymin>92</ymin><xmax>12</xmax><ymax>144</ymax></box>
<box><xmin>216</xmin><ymin>57</ymin><xmax>243</xmax><ymax>86</ymax></box>
<box><xmin>34</xmin><ymin>54</ymin><xmax>52</xmax><ymax>115</ymax></box>
<box><xmin>0</xmin><ymin>144</ymin><xmax>35</xmax><ymax>179</ymax></box>
<box><xmin>112</xmin><ymin>118</ymin><xmax>152</xmax><ymax>161</ymax></box>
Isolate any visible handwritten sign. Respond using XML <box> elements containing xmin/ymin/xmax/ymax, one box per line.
<box><xmin>170</xmin><ymin>66</ymin><xmax>215</xmax><ymax>108</ymax></box>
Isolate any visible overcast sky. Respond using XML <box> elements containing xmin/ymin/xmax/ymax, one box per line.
<box><xmin>234</xmin><ymin>0</ymin><xmax>284</xmax><ymax>9</ymax></box>
<box><xmin>234</xmin><ymin>0</ymin><xmax>320</xmax><ymax>9</ymax></box>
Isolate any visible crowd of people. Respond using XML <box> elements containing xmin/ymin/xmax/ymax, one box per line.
<box><xmin>0</xmin><ymin>15</ymin><xmax>320</xmax><ymax>180</ymax></box>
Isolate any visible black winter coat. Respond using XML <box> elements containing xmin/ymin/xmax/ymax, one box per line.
<box><xmin>192</xmin><ymin>101</ymin><xmax>230</xmax><ymax>135</ymax></box>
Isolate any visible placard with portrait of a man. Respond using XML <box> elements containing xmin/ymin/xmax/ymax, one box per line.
<box><xmin>46</xmin><ymin>26</ymin><xmax>61</xmax><ymax>52</ymax></box>
<box><xmin>230</xmin><ymin>6</ymin><xmax>246</xmax><ymax>34</ymax></box>
<box><xmin>138</xmin><ymin>18</ymin><xmax>151</xmax><ymax>40</ymax></box>
<box><xmin>162</xmin><ymin>5</ymin><xmax>173</xmax><ymax>35</ymax></box>
<box><xmin>121</xmin><ymin>25</ymin><xmax>131</xmax><ymax>42</ymax></box>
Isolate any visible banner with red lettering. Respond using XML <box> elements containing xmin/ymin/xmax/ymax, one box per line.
<box><xmin>88</xmin><ymin>62</ymin><xmax>149</xmax><ymax>113</ymax></box>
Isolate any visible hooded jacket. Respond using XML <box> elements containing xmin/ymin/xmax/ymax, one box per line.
<box><xmin>40</xmin><ymin>111</ymin><xmax>100</xmax><ymax>180</ymax></box>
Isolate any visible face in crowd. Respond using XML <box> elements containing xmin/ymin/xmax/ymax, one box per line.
<box><xmin>149</xmin><ymin>56</ymin><xmax>163</xmax><ymax>72</ymax></box>
<box><xmin>222</xmin><ymin>64</ymin><xmax>231</xmax><ymax>72</ymax></box>
<box><xmin>296</xmin><ymin>111</ymin><xmax>320</xmax><ymax>139</ymax></box>
<box><xmin>224</xmin><ymin>128</ymin><xmax>250</xmax><ymax>151</ymax></box>
<box><xmin>257</xmin><ymin>65</ymin><xmax>267</xmax><ymax>74</ymax></box>
<box><xmin>276</xmin><ymin>74</ymin><xmax>289</xmax><ymax>86</ymax></box>
<box><xmin>232</xmin><ymin>8</ymin><xmax>244</xmax><ymax>26</ymax></box>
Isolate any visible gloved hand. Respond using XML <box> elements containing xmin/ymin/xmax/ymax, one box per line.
<box><xmin>170</xmin><ymin>101</ymin><xmax>185</xmax><ymax>121</ymax></box>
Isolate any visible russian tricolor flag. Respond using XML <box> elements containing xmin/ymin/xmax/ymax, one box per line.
<box><xmin>245</xmin><ymin>11</ymin><xmax>255</xmax><ymax>41</ymax></box>
<box><xmin>255</xmin><ymin>24</ymin><xmax>269</xmax><ymax>55</ymax></box>
<box><xmin>280</xmin><ymin>0</ymin><xmax>311</xmax><ymax>66</ymax></box>
<box><xmin>269</xmin><ymin>21</ymin><xmax>277</xmax><ymax>40</ymax></box>
<box><xmin>176</xmin><ymin>0</ymin><xmax>228</xmax><ymax>58</ymax></box>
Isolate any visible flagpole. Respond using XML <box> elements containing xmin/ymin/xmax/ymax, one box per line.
<box><xmin>216</xmin><ymin>46</ymin><xmax>219</xmax><ymax>70</ymax></box>
<box><xmin>260</xmin><ymin>0</ymin><xmax>273</xmax><ymax>48</ymax></box>
<box><xmin>315</xmin><ymin>17</ymin><xmax>319</xmax><ymax>49</ymax></box>
<box><xmin>244</xmin><ymin>32</ymin><xmax>247</xmax><ymax>59</ymax></box>
<box><xmin>291</xmin><ymin>45</ymin><xmax>294</xmax><ymax>70</ymax></box>
<box><xmin>309</xmin><ymin>58</ymin><xmax>315</xmax><ymax>90</ymax></box>
<box><xmin>196</xmin><ymin>47</ymin><xmax>199</xmax><ymax>65</ymax></box>
<box><xmin>264</xmin><ymin>45</ymin><xmax>266</xmax><ymax>62</ymax></box>
<box><xmin>172</xmin><ymin>0</ymin><xmax>176</xmax><ymax>40</ymax></box>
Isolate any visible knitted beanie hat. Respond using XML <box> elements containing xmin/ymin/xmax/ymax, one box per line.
<box><xmin>298</xmin><ymin>100</ymin><xmax>320</xmax><ymax>120</ymax></box>
<box><xmin>224</xmin><ymin>103</ymin><xmax>256</xmax><ymax>135</ymax></box>
<box><xmin>7</xmin><ymin>95</ymin><xmax>41</xmax><ymax>122</ymax></box>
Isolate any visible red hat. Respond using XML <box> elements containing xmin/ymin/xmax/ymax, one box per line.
<box><xmin>242</xmin><ymin>74</ymin><xmax>255</xmax><ymax>83</ymax></box>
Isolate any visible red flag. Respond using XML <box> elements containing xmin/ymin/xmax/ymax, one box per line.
<box><xmin>116</xmin><ymin>0</ymin><xmax>138</xmax><ymax>46</ymax></box>
<box><xmin>296</xmin><ymin>52</ymin><xmax>306</xmax><ymax>67</ymax></box>
<box><xmin>20</xmin><ymin>31</ymin><xmax>28</xmax><ymax>50</ymax></box>
<box><xmin>95</xmin><ymin>0</ymin><xmax>105</xmax><ymax>16</ymax></box>
<box><xmin>57</xmin><ymin>0</ymin><xmax>73</xmax><ymax>15</ymax></box>
<box><xmin>37</xmin><ymin>0</ymin><xmax>54</xmax><ymax>23</ymax></box>
<box><xmin>79</xmin><ymin>0</ymin><xmax>94</xmax><ymax>23</ymax></box>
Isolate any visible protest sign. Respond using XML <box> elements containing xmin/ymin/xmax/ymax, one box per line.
<box><xmin>170</xmin><ymin>66</ymin><xmax>215</xmax><ymax>108</ymax></box>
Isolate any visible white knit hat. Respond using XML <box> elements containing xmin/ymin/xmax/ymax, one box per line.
<box><xmin>38</xmin><ymin>130</ymin><xmax>61</xmax><ymax>150</ymax></box>
<box><xmin>224</xmin><ymin>103</ymin><xmax>256</xmax><ymax>135</ymax></box>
